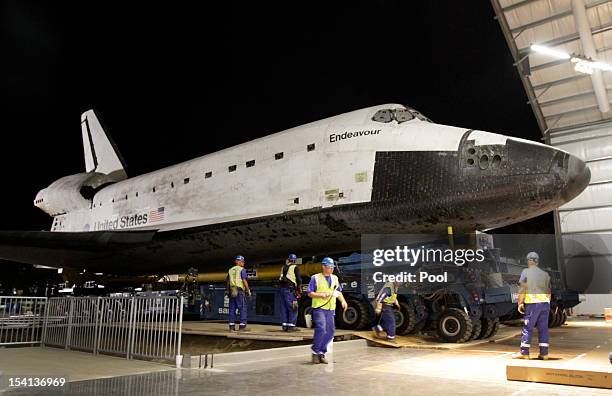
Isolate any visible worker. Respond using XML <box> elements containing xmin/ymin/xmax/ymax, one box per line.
<box><xmin>279</xmin><ymin>253</ymin><xmax>302</xmax><ymax>332</ymax></box>
<box><xmin>307</xmin><ymin>257</ymin><xmax>348</xmax><ymax>364</ymax></box>
<box><xmin>372</xmin><ymin>279</ymin><xmax>401</xmax><ymax>342</ymax></box>
<box><xmin>226</xmin><ymin>255</ymin><xmax>251</xmax><ymax>331</ymax></box>
<box><xmin>512</xmin><ymin>251</ymin><xmax>551</xmax><ymax>360</ymax></box>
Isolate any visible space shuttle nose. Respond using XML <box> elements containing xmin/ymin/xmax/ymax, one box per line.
<box><xmin>562</xmin><ymin>154</ymin><xmax>591</xmax><ymax>202</ymax></box>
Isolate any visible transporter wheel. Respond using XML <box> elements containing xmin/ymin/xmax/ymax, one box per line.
<box><xmin>337</xmin><ymin>299</ymin><xmax>370</xmax><ymax>330</ymax></box>
<box><xmin>396</xmin><ymin>301</ymin><xmax>417</xmax><ymax>335</ymax></box>
<box><xmin>469</xmin><ymin>319</ymin><xmax>483</xmax><ymax>341</ymax></box>
<box><xmin>548</xmin><ymin>308</ymin><xmax>558</xmax><ymax>327</ymax></box>
<box><xmin>436</xmin><ymin>308</ymin><xmax>473</xmax><ymax>343</ymax></box>
<box><xmin>479</xmin><ymin>317</ymin><xmax>498</xmax><ymax>339</ymax></box>
<box><xmin>412</xmin><ymin>319</ymin><xmax>427</xmax><ymax>334</ymax></box>
<box><xmin>297</xmin><ymin>301</ymin><xmax>313</xmax><ymax>327</ymax></box>
<box><xmin>488</xmin><ymin>318</ymin><xmax>500</xmax><ymax>338</ymax></box>
<box><xmin>549</xmin><ymin>308</ymin><xmax>562</xmax><ymax>328</ymax></box>
<box><xmin>411</xmin><ymin>297</ymin><xmax>428</xmax><ymax>334</ymax></box>
<box><xmin>554</xmin><ymin>309</ymin><xmax>563</xmax><ymax>327</ymax></box>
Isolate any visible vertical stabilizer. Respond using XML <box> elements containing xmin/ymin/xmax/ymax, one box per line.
<box><xmin>80</xmin><ymin>110</ymin><xmax>127</xmax><ymax>180</ymax></box>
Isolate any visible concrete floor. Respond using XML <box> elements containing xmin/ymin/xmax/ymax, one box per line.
<box><xmin>0</xmin><ymin>346</ymin><xmax>173</xmax><ymax>385</ymax></box>
<box><xmin>3</xmin><ymin>341</ymin><xmax>611</xmax><ymax>396</ymax></box>
<box><xmin>2</xmin><ymin>319</ymin><xmax>611</xmax><ymax>395</ymax></box>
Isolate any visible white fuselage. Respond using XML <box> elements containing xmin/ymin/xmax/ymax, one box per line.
<box><xmin>47</xmin><ymin>104</ymin><xmax>478</xmax><ymax>232</ymax></box>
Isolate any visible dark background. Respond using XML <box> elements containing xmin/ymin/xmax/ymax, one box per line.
<box><xmin>1</xmin><ymin>0</ymin><xmax>551</xmax><ymax>233</ymax></box>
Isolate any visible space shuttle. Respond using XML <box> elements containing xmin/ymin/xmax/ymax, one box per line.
<box><xmin>0</xmin><ymin>104</ymin><xmax>590</xmax><ymax>274</ymax></box>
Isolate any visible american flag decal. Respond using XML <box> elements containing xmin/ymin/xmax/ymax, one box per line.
<box><xmin>150</xmin><ymin>207</ymin><xmax>165</xmax><ymax>222</ymax></box>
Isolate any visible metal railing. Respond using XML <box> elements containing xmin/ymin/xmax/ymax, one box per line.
<box><xmin>41</xmin><ymin>296</ymin><xmax>183</xmax><ymax>362</ymax></box>
<box><xmin>0</xmin><ymin>296</ymin><xmax>47</xmax><ymax>346</ymax></box>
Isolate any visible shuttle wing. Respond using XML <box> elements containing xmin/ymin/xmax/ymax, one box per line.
<box><xmin>0</xmin><ymin>230</ymin><xmax>157</xmax><ymax>270</ymax></box>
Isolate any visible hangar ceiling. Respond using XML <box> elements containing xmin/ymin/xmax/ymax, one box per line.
<box><xmin>491</xmin><ymin>0</ymin><xmax>612</xmax><ymax>135</ymax></box>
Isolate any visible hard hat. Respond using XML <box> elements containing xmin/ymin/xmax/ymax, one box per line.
<box><xmin>321</xmin><ymin>257</ymin><xmax>335</xmax><ymax>267</ymax></box>
<box><xmin>526</xmin><ymin>252</ymin><xmax>539</xmax><ymax>262</ymax></box>
<box><xmin>234</xmin><ymin>255</ymin><xmax>245</xmax><ymax>262</ymax></box>
<box><xmin>288</xmin><ymin>253</ymin><xmax>298</xmax><ymax>261</ymax></box>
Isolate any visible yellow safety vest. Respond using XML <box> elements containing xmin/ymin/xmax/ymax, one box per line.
<box><xmin>525</xmin><ymin>291</ymin><xmax>551</xmax><ymax>303</ymax></box>
<box><xmin>228</xmin><ymin>265</ymin><xmax>244</xmax><ymax>289</ymax></box>
<box><xmin>311</xmin><ymin>273</ymin><xmax>339</xmax><ymax>311</ymax></box>
<box><xmin>525</xmin><ymin>295</ymin><xmax>550</xmax><ymax>303</ymax></box>
<box><xmin>279</xmin><ymin>264</ymin><xmax>297</xmax><ymax>286</ymax></box>
<box><xmin>377</xmin><ymin>282</ymin><xmax>397</xmax><ymax>305</ymax></box>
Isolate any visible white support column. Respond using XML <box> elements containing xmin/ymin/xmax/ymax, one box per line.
<box><xmin>572</xmin><ymin>0</ymin><xmax>610</xmax><ymax>113</ymax></box>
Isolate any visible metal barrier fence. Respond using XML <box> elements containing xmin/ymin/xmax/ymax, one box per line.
<box><xmin>0</xmin><ymin>296</ymin><xmax>47</xmax><ymax>346</ymax></box>
<box><xmin>42</xmin><ymin>296</ymin><xmax>183</xmax><ymax>361</ymax></box>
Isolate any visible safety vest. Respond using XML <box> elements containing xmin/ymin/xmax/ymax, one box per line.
<box><xmin>279</xmin><ymin>264</ymin><xmax>297</xmax><ymax>286</ymax></box>
<box><xmin>228</xmin><ymin>265</ymin><xmax>244</xmax><ymax>289</ymax></box>
<box><xmin>311</xmin><ymin>273</ymin><xmax>339</xmax><ymax>311</ymax></box>
<box><xmin>377</xmin><ymin>282</ymin><xmax>397</xmax><ymax>305</ymax></box>
<box><xmin>525</xmin><ymin>294</ymin><xmax>550</xmax><ymax>303</ymax></box>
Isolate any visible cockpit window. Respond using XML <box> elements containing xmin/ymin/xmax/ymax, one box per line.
<box><xmin>393</xmin><ymin>108</ymin><xmax>414</xmax><ymax>123</ymax></box>
<box><xmin>372</xmin><ymin>109</ymin><xmax>394</xmax><ymax>123</ymax></box>
<box><xmin>372</xmin><ymin>107</ymin><xmax>432</xmax><ymax>124</ymax></box>
<box><xmin>409</xmin><ymin>108</ymin><xmax>433</xmax><ymax>122</ymax></box>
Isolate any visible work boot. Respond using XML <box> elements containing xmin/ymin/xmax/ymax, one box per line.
<box><xmin>311</xmin><ymin>354</ymin><xmax>320</xmax><ymax>364</ymax></box>
<box><xmin>229</xmin><ymin>324</ymin><xmax>237</xmax><ymax>332</ymax></box>
<box><xmin>286</xmin><ymin>326</ymin><xmax>297</xmax><ymax>332</ymax></box>
<box><xmin>238</xmin><ymin>325</ymin><xmax>249</xmax><ymax>332</ymax></box>
<box><xmin>537</xmin><ymin>355</ymin><xmax>549</xmax><ymax>361</ymax></box>
<box><xmin>318</xmin><ymin>354</ymin><xmax>329</xmax><ymax>364</ymax></box>
<box><xmin>372</xmin><ymin>325</ymin><xmax>383</xmax><ymax>338</ymax></box>
<box><xmin>511</xmin><ymin>352</ymin><xmax>530</xmax><ymax>360</ymax></box>
<box><xmin>386</xmin><ymin>338</ymin><xmax>397</xmax><ymax>344</ymax></box>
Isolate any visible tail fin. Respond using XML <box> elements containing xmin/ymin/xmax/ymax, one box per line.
<box><xmin>81</xmin><ymin>110</ymin><xmax>128</xmax><ymax>180</ymax></box>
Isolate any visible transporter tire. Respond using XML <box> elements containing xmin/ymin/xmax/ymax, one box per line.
<box><xmin>477</xmin><ymin>318</ymin><xmax>492</xmax><ymax>340</ymax></box>
<box><xmin>488</xmin><ymin>318</ymin><xmax>500</xmax><ymax>338</ymax></box>
<box><xmin>469</xmin><ymin>319</ymin><xmax>483</xmax><ymax>341</ymax></box>
<box><xmin>548</xmin><ymin>308</ymin><xmax>558</xmax><ymax>327</ymax></box>
<box><xmin>337</xmin><ymin>299</ymin><xmax>370</xmax><ymax>330</ymax></box>
<box><xmin>549</xmin><ymin>308</ymin><xmax>562</xmax><ymax>328</ymax></box>
<box><xmin>412</xmin><ymin>318</ymin><xmax>427</xmax><ymax>334</ymax></box>
<box><xmin>554</xmin><ymin>309</ymin><xmax>563</xmax><ymax>327</ymax></box>
<box><xmin>297</xmin><ymin>301</ymin><xmax>313</xmax><ymax>327</ymax></box>
<box><xmin>437</xmin><ymin>308</ymin><xmax>473</xmax><ymax>343</ymax></box>
<box><xmin>411</xmin><ymin>296</ymin><xmax>428</xmax><ymax>334</ymax></box>
<box><xmin>560</xmin><ymin>310</ymin><xmax>567</xmax><ymax>325</ymax></box>
<box><xmin>396</xmin><ymin>301</ymin><xmax>417</xmax><ymax>335</ymax></box>
<box><xmin>480</xmin><ymin>317</ymin><xmax>499</xmax><ymax>339</ymax></box>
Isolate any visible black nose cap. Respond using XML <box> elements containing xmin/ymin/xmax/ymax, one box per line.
<box><xmin>563</xmin><ymin>155</ymin><xmax>591</xmax><ymax>202</ymax></box>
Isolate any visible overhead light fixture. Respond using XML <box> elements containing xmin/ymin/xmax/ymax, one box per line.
<box><xmin>531</xmin><ymin>44</ymin><xmax>612</xmax><ymax>75</ymax></box>
<box><xmin>571</xmin><ymin>55</ymin><xmax>612</xmax><ymax>73</ymax></box>
<box><xmin>530</xmin><ymin>44</ymin><xmax>570</xmax><ymax>59</ymax></box>
<box><xmin>573</xmin><ymin>61</ymin><xmax>594</xmax><ymax>74</ymax></box>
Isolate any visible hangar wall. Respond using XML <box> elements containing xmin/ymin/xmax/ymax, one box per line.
<box><xmin>550</xmin><ymin>121</ymin><xmax>612</xmax><ymax>314</ymax></box>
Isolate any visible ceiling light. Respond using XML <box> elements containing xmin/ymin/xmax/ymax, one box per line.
<box><xmin>530</xmin><ymin>44</ymin><xmax>570</xmax><ymax>59</ymax></box>
<box><xmin>574</xmin><ymin>61</ymin><xmax>594</xmax><ymax>75</ymax></box>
